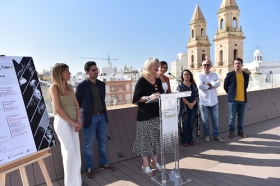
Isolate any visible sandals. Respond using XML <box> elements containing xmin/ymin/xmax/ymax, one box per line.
<box><xmin>150</xmin><ymin>162</ymin><xmax>162</xmax><ymax>171</ymax></box>
<box><xmin>142</xmin><ymin>166</ymin><xmax>153</xmax><ymax>176</ymax></box>
<box><xmin>238</xmin><ymin>132</ymin><xmax>247</xmax><ymax>138</ymax></box>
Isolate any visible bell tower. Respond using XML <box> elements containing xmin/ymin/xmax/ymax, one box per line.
<box><xmin>187</xmin><ymin>4</ymin><xmax>211</xmax><ymax>70</ymax></box>
<box><xmin>213</xmin><ymin>0</ymin><xmax>245</xmax><ymax>78</ymax></box>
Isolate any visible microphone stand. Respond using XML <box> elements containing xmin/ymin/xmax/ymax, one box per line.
<box><xmin>168</xmin><ymin>72</ymin><xmax>183</xmax><ymax>86</ymax></box>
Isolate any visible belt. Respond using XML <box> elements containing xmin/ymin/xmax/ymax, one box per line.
<box><xmin>93</xmin><ymin>110</ymin><xmax>104</xmax><ymax>115</ymax></box>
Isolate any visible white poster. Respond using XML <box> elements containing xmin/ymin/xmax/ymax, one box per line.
<box><xmin>0</xmin><ymin>56</ymin><xmax>55</xmax><ymax>166</ymax></box>
<box><xmin>160</xmin><ymin>92</ymin><xmax>191</xmax><ymax>147</ymax></box>
<box><xmin>161</xmin><ymin>94</ymin><xmax>179</xmax><ymax>134</ymax></box>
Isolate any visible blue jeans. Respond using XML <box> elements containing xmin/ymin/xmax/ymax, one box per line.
<box><xmin>199</xmin><ymin>104</ymin><xmax>220</xmax><ymax>138</ymax></box>
<box><xmin>83</xmin><ymin>114</ymin><xmax>107</xmax><ymax>169</ymax></box>
<box><xmin>228</xmin><ymin>101</ymin><xmax>246</xmax><ymax>133</ymax></box>
<box><xmin>182</xmin><ymin>107</ymin><xmax>196</xmax><ymax>144</ymax></box>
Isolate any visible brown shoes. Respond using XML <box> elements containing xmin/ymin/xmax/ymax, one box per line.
<box><xmin>229</xmin><ymin>132</ymin><xmax>234</xmax><ymax>138</ymax></box>
<box><xmin>86</xmin><ymin>168</ymin><xmax>94</xmax><ymax>179</ymax></box>
<box><xmin>238</xmin><ymin>132</ymin><xmax>247</xmax><ymax>138</ymax></box>
<box><xmin>100</xmin><ymin>165</ymin><xmax>114</xmax><ymax>172</ymax></box>
<box><xmin>229</xmin><ymin>132</ymin><xmax>247</xmax><ymax>138</ymax></box>
<box><xmin>86</xmin><ymin>165</ymin><xmax>114</xmax><ymax>179</ymax></box>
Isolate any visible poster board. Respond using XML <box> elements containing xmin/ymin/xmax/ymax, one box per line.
<box><xmin>0</xmin><ymin>56</ymin><xmax>55</xmax><ymax>167</ymax></box>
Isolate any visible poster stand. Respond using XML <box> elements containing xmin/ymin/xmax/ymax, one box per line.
<box><xmin>0</xmin><ymin>148</ymin><xmax>53</xmax><ymax>186</ymax></box>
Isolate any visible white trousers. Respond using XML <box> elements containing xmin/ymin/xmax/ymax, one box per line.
<box><xmin>54</xmin><ymin>115</ymin><xmax>82</xmax><ymax>186</ymax></box>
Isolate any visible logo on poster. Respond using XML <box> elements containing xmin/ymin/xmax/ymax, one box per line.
<box><xmin>26</xmin><ymin>148</ymin><xmax>34</xmax><ymax>153</ymax></box>
<box><xmin>163</xmin><ymin>108</ymin><xmax>176</xmax><ymax>118</ymax></box>
<box><xmin>8</xmin><ymin>152</ymin><xmax>23</xmax><ymax>159</ymax></box>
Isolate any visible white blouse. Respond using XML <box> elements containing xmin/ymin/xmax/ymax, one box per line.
<box><xmin>162</xmin><ymin>82</ymin><xmax>168</xmax><ymax>93</ymax></box>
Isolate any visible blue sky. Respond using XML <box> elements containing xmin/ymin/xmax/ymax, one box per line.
<box><xmin>1</xmin><ymin>0</ymin><xmax>280</xmax><ymax>75</ymax></box>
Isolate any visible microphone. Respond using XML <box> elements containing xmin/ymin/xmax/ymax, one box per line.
<box><xmin>168</xmin><ymin>72</ymin><xmax>182</xmax><ymax>84</ymax></box>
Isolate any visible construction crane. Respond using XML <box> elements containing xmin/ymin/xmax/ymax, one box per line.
<box><xmin>79</xmin><ymin>55</ymin><xmax>117</xmax><ymax>67</ymax></box>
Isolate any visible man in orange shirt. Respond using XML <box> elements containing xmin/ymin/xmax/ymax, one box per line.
<box><xmin>224</xmin><ymin>58</ymin><xmax>250</xmax><ymax>138</ymax></box>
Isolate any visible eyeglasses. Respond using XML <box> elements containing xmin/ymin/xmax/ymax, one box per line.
<box><xmin>203</xmin><ymin>64</ymin><xmax>211</xmax><ymax>67</ymax></box>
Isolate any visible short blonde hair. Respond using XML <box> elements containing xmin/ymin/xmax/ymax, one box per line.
<box><xmin>141</xmin><ymin>58</ymin><xmax>159</xmax><ymax>77</ymax></box>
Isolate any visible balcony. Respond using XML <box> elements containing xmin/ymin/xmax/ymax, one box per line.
<box><xmin>5</xmin><ymin>88</ymin><xmax>280</xmax><ymax>186</ymax></box>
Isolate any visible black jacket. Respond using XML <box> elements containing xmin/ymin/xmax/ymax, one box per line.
<box><xmin>75</xmin><ymin>78</ymin><xmax>108</xmax><ymax>128</ymax></box>
<box><xmin>224</xmin><ymin>71</ymin><xmax>250</xmax><ymax>102</ymax></box>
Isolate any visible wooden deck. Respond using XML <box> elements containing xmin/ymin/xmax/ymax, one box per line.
<box><xmin>39</xmin><ymin>116</ymin><xmax>280</xmax><ymax>186</ymax></box>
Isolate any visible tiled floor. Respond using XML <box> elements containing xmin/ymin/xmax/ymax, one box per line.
<box><xmin>40</xmin><ymin>117</ymin><xmax>280</xmax><ymax>186</ymax></box>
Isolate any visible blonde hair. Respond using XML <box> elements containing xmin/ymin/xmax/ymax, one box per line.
<box><xmin>141</xmin><ymin>58</ymin><xmax>159</xmax><ymax>77</ymax></box>
<box><xmin>51</xmin><ymin>63</ymin><xmax>70</xmax><ymax>94</ymax></box>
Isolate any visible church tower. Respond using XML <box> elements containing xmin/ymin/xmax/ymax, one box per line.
<box><xmin>187</xmin><ymin>4</ymin><xmax>211</xmax><ymax>70</ymax></box>
<box><xmin>213</xmin><ymin>0</ymin><xmax>245</xmax><ymax>77</ymax></box>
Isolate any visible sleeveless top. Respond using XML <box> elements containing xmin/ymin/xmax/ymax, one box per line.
<box><xmin>54</xmin><ymin>91</ymin><xmax>77</xmax><ymax>121</ymax></box>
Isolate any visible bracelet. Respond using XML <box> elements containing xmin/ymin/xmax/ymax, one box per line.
<box><xmin>145</xmin><ymin>96</ymin><xmax>150</xmax><ymax>101</ymax></box>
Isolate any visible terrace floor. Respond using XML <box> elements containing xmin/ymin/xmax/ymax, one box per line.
<box><xmin>40</xmin><ymin>117</ymin><xmax>280</xmax><ymax>186</ymax></box>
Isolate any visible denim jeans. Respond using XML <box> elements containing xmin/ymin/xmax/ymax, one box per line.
<box><xmin>228</xmin><ymin>101</ymin><xmax>246</xmax><ymax>133</ymax></box>
<box><xmin>182</xmin><ymin>107</ymin><xmax>196</xmax><ymax>144</ymax></box>
<box><xmin>199</xmin><ymin>104</ymin><xmax>220</xmax><ymax>138</ymax></box>
<box><xmin>83</xmin><ymin>114</ymin><xmax>107</xmax><ymax>169</ymax></box>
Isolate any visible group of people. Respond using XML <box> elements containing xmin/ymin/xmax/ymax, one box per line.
<box><xmin>49</xmin><ymin>62</ymin><xmax>113</xmax><ymax>186</ymax></box>
<box><xmin>49</xmin><ymin>56</ymin><xmax>249</xmax><ymax>184</ymax></box>
<box><xmin>132</xmin><ymin>57</ymin><xmax>249</xmax><ymax>176</ymax></box>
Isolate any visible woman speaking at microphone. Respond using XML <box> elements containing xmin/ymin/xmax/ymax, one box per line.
<box><xmin>132</xmin><ymin>58</ymin><xmax>164</xmax><ymax>176</ymax></box>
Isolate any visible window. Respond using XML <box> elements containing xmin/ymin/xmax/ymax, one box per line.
<box><xmin>192</xmin><ymin>29</ymin><xmax>194</xmax><ymax>38</ymax></box>
<box><xmin>234</xmin><ymin>49</ymin><xmax>238</xmax><ymax>59</ymax></box>
<box><xmin>111</xmin><ymin>86</ymin><xmax>115</xmax><ymax>92</ymax></box>
<box><xmin>119</xmin><ymin>94</ymin><xmax>123</xmax><ymax>101</ymax></box>
<box><xmin>201</xmin><ymin>28</ymin><xmax>204</xmax><ymax>37</ymax></box>
<box><xmin>191</xmin><ymin>55</ymin><xmax>194</xmax><ymax>64</ymax></box>
<box><xmin>125</xmin><ymin>93</ymin><xmax>131</xmax><ymax>101</ymax></box>
<box><xmin>119</xmin><ymin>86</ymin><xmax>123</xmax><ymax>92</ymax></box>
<box><xmin>202</xmin><ymin>54</ymin><xmax>205</xmax><ymax>62</ymax></box>
<box><xmin>220</xmin><ymin>19</ymin><xmax>224</xmax><ymax>29</ymax></box>
<box><xmin>106</xmin><ymin>85</ymin><xmax>110</xmax><ymax>92</ymax></box>
<box><xmin>219</xmin><ymin>50</ymin><xmax>223</xmax><ymax>63</ymax></box>
<box><xmin>233</xmin><ymin>17</ymin><xmax>237</xmax><ymax>28</ymax></box>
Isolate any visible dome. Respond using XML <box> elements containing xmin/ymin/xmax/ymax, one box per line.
<box><xmin>253</xmin><ymin>48</ymin><xmax>263</xmax><ymax>62</ymax></box>
<box><xmin>254</xmin><ymin>48</ymin><xmax>262</xmax><ymax>56</ymax></box>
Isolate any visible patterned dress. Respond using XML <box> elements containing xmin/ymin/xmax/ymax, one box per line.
<box><xmin>132</xmin><ymin>77</ymin><xmax>164</xmax><ymax>157</ymax></box>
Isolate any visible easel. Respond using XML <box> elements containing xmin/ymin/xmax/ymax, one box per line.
<box><xmin>0</xmin><ymin>148</ymin><xmax>53</xmax><ymax>186</ymax></box>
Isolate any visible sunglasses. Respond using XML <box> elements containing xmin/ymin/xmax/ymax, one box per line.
<box><xmin>203</xmin><ymin>64</ymin><xmax>211</xmax><ymax>67</ymax></box>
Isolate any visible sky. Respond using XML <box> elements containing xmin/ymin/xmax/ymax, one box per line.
<box><xmin>1</xmin><ymin>0</ymin><xmax>280</xmax><ymax>75</ymax></box>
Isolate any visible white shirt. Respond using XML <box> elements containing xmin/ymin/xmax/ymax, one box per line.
<box><xmin>197</xmin><ymin>71</ymin><xmax>220</xmax><ymax>106</ymax></box>
<box><xmin>162</xmin><ymin>82</ymin><xmax>168</xmax><ymax>93</ymax></box>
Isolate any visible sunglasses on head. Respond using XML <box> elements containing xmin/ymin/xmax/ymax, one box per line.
<box><xmin>203</xmin><ymin>64</ymin><xmax>210</xmax><ymax>67</ymax></box>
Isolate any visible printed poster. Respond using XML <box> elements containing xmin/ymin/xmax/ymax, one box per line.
<box><xmin>0</xmin><ymin>56</ymin><xmax>55</xmax><ymax>166</ymax></box>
